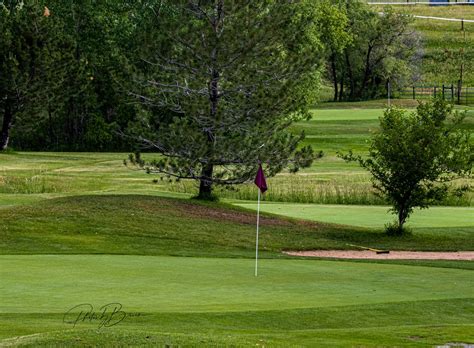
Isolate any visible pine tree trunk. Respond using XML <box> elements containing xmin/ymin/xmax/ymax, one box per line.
<box><xmin>198</xmin><ymin>163</ymin><xmax>214</xmax><ymax>200</ymax></box>
<box><xmin>196</xmin><ymin>1</ymin><xmax>223</xmax><ymax>201</ymax></box>
<box><xmin>0</xmin><ymin>101</ymin><xmax>13</xmax><ymax>151</ymax></box>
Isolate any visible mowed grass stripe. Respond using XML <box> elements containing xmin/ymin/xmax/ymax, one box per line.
<box><xmin>1</xmin><ymin>255</ymin><xmax>473</xmax><ymax>314</ymax></box>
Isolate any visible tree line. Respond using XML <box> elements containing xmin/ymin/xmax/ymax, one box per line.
<box><xmin>1</xmin><ymin>0</ymin><xmax>420</xmax><ymax>153</ymax></box>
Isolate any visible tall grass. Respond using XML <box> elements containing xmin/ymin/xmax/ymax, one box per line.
<box><xmin>0</xmin><ymin>170</ymin><xmax>69</xmax><ymax>194</ymax></box>
<box><xmin>160</xmin><ymin>175</ymin><xmax>472</xmax><ymax>206</ymax></box>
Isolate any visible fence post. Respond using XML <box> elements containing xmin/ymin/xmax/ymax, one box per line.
<box><xmin>434</xmin><ymin>86</ymin><xmax>437</xmax><ymax>97</ymax></box>
<box><xmin>451</xmin><ymin>84</ymin><xmax>454</xmax><ymax>100</ymax></box>
<box><xmin>457</xmin><ymin>80</ymin><xmax>462</xmax><ymax>105</ymax></box>
<box><xmin>413</xmin><ymin>86</ymin><xmax>416</xmax><ymax>100</ymax></box>
<box><xmin>442</xmin><ymin>84</ymin><xmax>445</xmax><ymax>99</ymax></box>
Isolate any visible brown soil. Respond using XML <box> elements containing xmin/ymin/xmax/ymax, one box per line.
<box><xmin>175</xmin><ymin>200</ymin><xmax>320</xmax><ymax>228</ymax></box>
<box><xmin>284</xmin><ymin>250</ymin><xmax>474</xmax><ymax>260</ymax></box>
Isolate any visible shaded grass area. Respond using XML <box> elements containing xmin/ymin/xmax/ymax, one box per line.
<box><xmin>1</xmin><ymin>195</ymin><xmax>473</xmax><ymax>256</ymax></box>
<box><xmin>3</xmin><ymin>325</ymin><xmax>474</xmax><ymax>348</ymax></box>
<box><xmin>0</xmin><ymin>255</ymin><xmax>473</xmax><ymax>346</ymax></box>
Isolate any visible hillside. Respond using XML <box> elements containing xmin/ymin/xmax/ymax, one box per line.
<box><xmin>372</xmin><ymin>5</ymin><xmax>474</xmax><ymax>85</ymax></box>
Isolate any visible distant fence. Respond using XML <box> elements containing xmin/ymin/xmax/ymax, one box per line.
<box><xmin>377</xmin><ymin>12</ymin><xmax>474</xmax><ymax>29</ymax></box>
<box><xmin>369</xmin><ymin>1</ymin><xmax>474</xmax><ymax>4</ymax></box>
<box><xmin>397</xmin><ymin>85</ymin><xmax>474</xmax><ymax>105</ymax></box>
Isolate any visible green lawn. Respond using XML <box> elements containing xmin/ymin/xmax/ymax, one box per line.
<box><xmin>1</xmin><ymin>255</ymin><xmax>473</xmax><ymax>346</ymax></box>
<box><xmin>0</xmin><ymin>184</ymin><xmax>472</xmax><ymax>346</ymax></box>
<box><xmin>0</xmin><ymin>109</ymin><xmax>473</xmax><ymax>346</ymax></box>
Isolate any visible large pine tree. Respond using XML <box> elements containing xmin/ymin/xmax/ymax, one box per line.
<box><xmin>130</xmin><ymin>0</ymin><xmax>326</xmax><ymax>199</ymax></box>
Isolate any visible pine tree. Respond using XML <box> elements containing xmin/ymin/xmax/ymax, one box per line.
<box><xmin>129</xmin><ymin>0</ymin><xmax>326</xmax><ymax>199</ymax></box>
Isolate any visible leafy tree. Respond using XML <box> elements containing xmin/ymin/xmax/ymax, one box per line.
<box><xmin>316</xmin><ymin>0</ymin><xmax>352</xmax><ymax>102</ymax></box>
<box><xmin>129</xmin><ymin>0</ymin><xmax>328</xmax><ymax>199</ymax></box>
<box><xmin>323</xmin><ymin>2</ymin><xmax>421</xmax><ymax>101</ymax></box>
<box><xmin>342</xmin><ymin>98</ymin><xmax>472</xmax><ymax>234</ymax></box>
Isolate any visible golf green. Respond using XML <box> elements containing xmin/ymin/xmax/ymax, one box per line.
<box><xmin>1</xmin><ymin>255</ymin><xmax>472</xmax><ymax>314</ymax></box>
<box><xmin>235</xmin><ymin>202</ymin><xmax>474</xmax><ymax>229</ymax></box>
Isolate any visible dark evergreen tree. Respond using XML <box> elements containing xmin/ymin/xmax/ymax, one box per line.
<box><xmin>128</xmin><ymin>0</ymin><xmax>328</xmax><ymax>199</ymax></box>
<box><xmin>0</xmin><ymin>1</ymin><xmax>50</xmax><ymax>150</ymax></box>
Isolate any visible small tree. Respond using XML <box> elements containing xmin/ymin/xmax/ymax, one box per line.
<box><xmin>342</xmin><ymin>98</ymin><xmax>471</xmax><ymax>234</ymax></box>
<box><xmin>128</xmin><ymin>1</ymin><xmax>329</xmax><ymax>199</ymax></box>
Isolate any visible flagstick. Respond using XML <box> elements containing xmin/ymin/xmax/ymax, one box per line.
<box><xmin>255</xmin><ymin>189</ymin><xmax>261</xmax><ymax>277</ymax></box>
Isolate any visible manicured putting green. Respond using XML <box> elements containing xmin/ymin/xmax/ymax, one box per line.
<box><xmin>235</xmin><ymin>202</ymin><xmax>474</xmax><ymax>229</ymax></box>
<box><xmin>1</xmin><ymin>255</ymin><xmax>473</xmax><ymax>314</ymax></box>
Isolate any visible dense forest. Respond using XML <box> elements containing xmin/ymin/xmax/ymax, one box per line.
<box><xmin>1</xmin><ymin>0</ymin><xmax>418</xmax><ymax>152</ymax></box>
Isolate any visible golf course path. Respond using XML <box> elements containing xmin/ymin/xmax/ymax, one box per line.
<box><xmin>284</xmin><ymin>250</ymin><xmax>474</xmax><ymax>260</ymax></box>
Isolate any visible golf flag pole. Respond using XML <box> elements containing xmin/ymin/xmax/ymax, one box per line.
<box><xmin>255</xmin><ymin>189</ymin><xmax>260</xmax><ymax>277</ymax></box>
<box><xmin>254</xmin><ymin>163</ymin><xmax>268</xmax><ymax>277</ymax></box>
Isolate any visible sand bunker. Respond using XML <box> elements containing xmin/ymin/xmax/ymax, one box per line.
<box><xmin>284</xmin><ymin>250</ymin><xmax>474</xmax><ymax>260</ymax></box>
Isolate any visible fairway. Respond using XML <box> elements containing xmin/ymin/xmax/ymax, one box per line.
<box><xmin>1</xmin><ymin>255</ymin><xmax>473</xmax><ymax>346</ymax></box>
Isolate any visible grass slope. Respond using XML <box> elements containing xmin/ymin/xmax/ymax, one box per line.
<box><xmin>372</xmin><ymin>5</ymin><xmax>474</xmax><ymax>85</ymax></box>
<box><xmin>1</xmin><ymin>195</ymin><xmax>473</xmax><ymax>256</ymax></box>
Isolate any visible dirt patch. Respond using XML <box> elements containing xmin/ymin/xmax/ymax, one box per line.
<box><xmin>176</xmin><ymin>202</ymin><xmax>317</xmax><ymax>228</ymax></box>
<box><xmin>284</xmin><ymin>250</ymin><xmax>474</xmax><ymax>260</ymax></box>
<box><xmin>177</xmin><ymin>201</ymin><xmax>295</xmax><ymax>226</ymax></box>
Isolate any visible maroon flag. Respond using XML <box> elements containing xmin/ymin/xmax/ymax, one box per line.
<box><xmin>254</xmin><ymin>164</ymin><xmax>268</xmax><ymax>193</ymax></box>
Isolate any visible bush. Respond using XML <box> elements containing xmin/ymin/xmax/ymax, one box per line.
<box><xmin>384</xmin><ymin>221</ymin><xmax>412</xmax><ymax>236</ymax></box>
